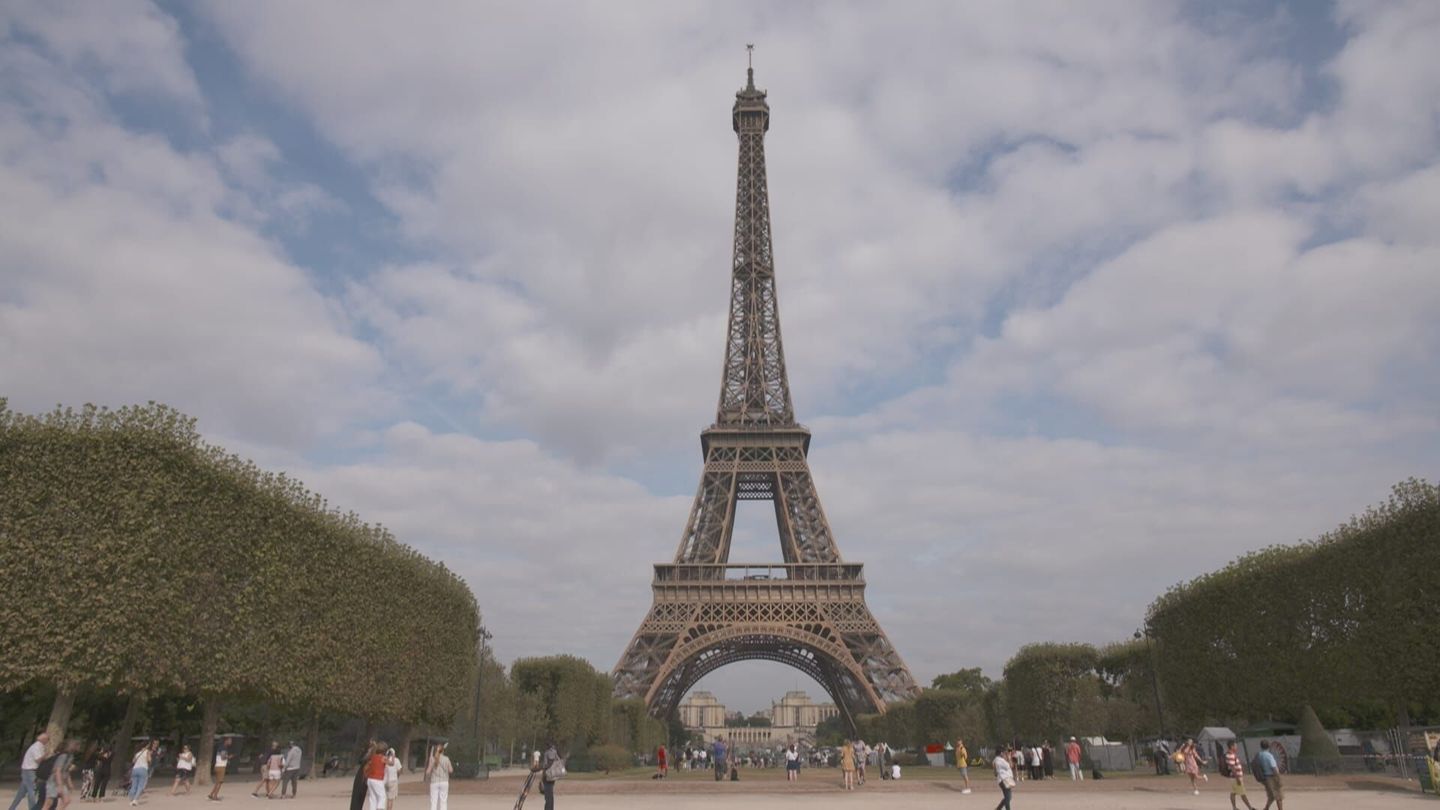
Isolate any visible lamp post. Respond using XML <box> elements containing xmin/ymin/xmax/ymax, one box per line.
<box><xmin>1133</xmin><ymin>628</ymin><xmax>1166</xmax><ymax>740</ymax></box>
<box><xmin>473</xmin><ymin>624</ymin><xmax>492</xmax><ymax>775</ymax></box>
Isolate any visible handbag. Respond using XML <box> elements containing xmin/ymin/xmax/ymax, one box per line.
<box><xmin>543</xmin><ymin>757</ymin><xmax>566</xmax><ymax>782</ymax></box>
<box><xmin>1001</xmin><ymin>776</ymin><xmax>1016</xmax><ymax>789</ymax></box>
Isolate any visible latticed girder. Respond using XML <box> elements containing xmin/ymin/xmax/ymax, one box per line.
<box><xmin>612</xmin><ymin>65</ymin><xmax>921</xmax><ymax>729</ymax></box>
<box><xmin>717</xmin><ymin>68</ymin><xmax>792</xmax><ymax>427</ymax></box>
<box><xmin>674</xmin><ymin>430</ymin><xmax>841</xmax><ymax>565</ymax></box>
<box><xmin>611</xmin><ymin>573</ymin><xmax>920</xmax><ymax>730</ymax></box>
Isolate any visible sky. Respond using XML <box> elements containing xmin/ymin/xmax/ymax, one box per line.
<box><xmin>2</xmin><ymin>0</ymin><xmax>1438</xmax><ymax>714</ymax></box>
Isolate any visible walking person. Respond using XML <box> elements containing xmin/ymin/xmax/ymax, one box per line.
<box><xmin>1064</xmin><ymin>737</ymin><xmax>1083</xmax><ymax>782</ymax></box>
<box><xmin>853</xmin><ymin>738</ymin><xmax>867</xmax><ymax>786</ymax></box>
<box><xmin>208</xmin><ymin>742</ymin><xmax>231</xmax><ymax>802</ymax></box>
<box><xmin>1224</xmin><ymin>741</ymin><xmax>1256</xmax><ymax>810</ymax></box>
<box><xmin>655</xmin><ymin>744</ymin><xmax>667</xmax><ymax>779</ymax></box>
<box><xmin>90</xmin><ymin>748</ymin><xmax>112</xmax><ymax>802</ymax></box>
<box><xmin>382</xmin><ymin>748</ymin><xmax>400</xmax><ymax>810</ymax></box>
<box><xmin>279</xmin><ymin>742</ymin><xmax>302</xmax><ymax>799</ymax></box>
<box><xmin>537</xmin><ymin>740</ymin><xmax>561</xmax><ymax>810</ymax></box>
<box><xmin>839</xmin><ymin>738</ymin><xmax>856</xmax><ymax>791</ymax></box>
<box><xmin>1256</xmin><ymin>740</ymin><xmax>1284</xmax><ymax>810</ymax></box>
<box><xmin>78</xmin><ymin>748</ymin><xmax>97</xmax><ymax>804</ymax></box>
<box><xmin>363</xmin><ymin>742</ymin><xmax>388</xmax><ymax>810</ymax></box>
<box><xmin>127</xmin><ymin>741</ymin><xmax>156</xmax><ymax>807</ymax></box>
<box><xmin>423</xmin><ymin>742</ymin><xmax>451</xmax><ymax>810</ymax></box>
<box><xmin>1042</xmin><ymin>741</ymin><xmax>1054</xmax><ymax>779</ymax></box>
<box><xmin>170</xmin><ymin>745</ymin><xmax>196</xmax><ymax>796</ymax></box>
<box><xmin>43</xmin><ymin>740</ymin><xmax>80</xmax><ymax>810</ymax></box>
<box><xmin>1180</xmin><ymin>738</ymin><xmax>1208</xmax><ymax>795</ymax></box>
<box><xmin>993</xmin><ymin>745</ymin><xmax>1016</xmax><ymax>810</ymax></box>
<box><xmin>784</xmin><ymin>743</ymin><xmax>799</xmax><ymax>782</ymax></box>
<box><xmin>9</xmin><ymin>732</ymin><xmax>50</xmax><ymax>810</ymax></box>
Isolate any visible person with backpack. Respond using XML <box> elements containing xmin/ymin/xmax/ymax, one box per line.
<box><xmin>42</xmin><ymin>740</ymin><xmax>81</xmax><ymax>810</ymax></box>
<box><xmin>8</xmin><ymin>732</ymin><xmax>50</xmax><ymax>810</ymax></box>
<box><xmin>1224</xmin><ymin>741</ymin><xmax>1256</xmax><ymax>810</ymax></box>
<box><xmin>1255</xmin><ymin>740</ymin><xmax>1283</xmax><ymax>810</ymax></box>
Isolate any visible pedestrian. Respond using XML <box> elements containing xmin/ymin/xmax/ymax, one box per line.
<box><xmin>383</xmin><ymin>748</ymin><xmax>400</xmax><ymax>810</ymax></box>
<box><xmin>1223</xmin><ymin>741</ymin><xmax>1256</xmax><ymax>810</ymax></box>
<box><xmin>208</xmin><ymin>742</ymin><xmax>231</xmax><ymax>802</ymax></box>
<box><xmin>655</xmin><ymin>744</ymin><xmax>667</xmax><ymax>779</ymax></box>
<box><xmin>954</xmin><ymin>739</ymin><xmax>972</xmax><ymax>794</ymax></box>
<box><xmin>170</xmin><ymin>745</ymin><xmax>196</xmax><ymax>796</ymax></box>
<box><xmin>9</xmin><ymin>732</ymin><xmax>50</xmax><ymax>810</ymax></box>
<box><xmin>537</xmin><ymin>739</ymin><xmax>561</xmax><ymax>810</ymax></box>
<box><xmin>127</xmin><ymin>741</ymin><xmax>156</xmax><ymax>807</ymax></box>
<box><xmin>839</xmin><ymin>738</ymin><xmax>856</xmax><ymax>791</ymax></box>
<box><xmin>423</xmin><ymin>743</ymin><xmax>451</xmax><ymax>810</ymax></box>
<box><xmin>263</xmin><ymin>743</ymin><xmax>284</xmax><ymax>799</ymax></box>
<box><xmin>363</xmin><ymin>741</ymin><xmax>388</xmax><ymax>810</ymax></box>
<box><xmin>853</xmin><ymin>738</ymin><xmax>868</xmax><ymax>786</ymax></box>
<box><xmin>1153</xmin><ymin>740</ymin><xmax>1168</xmax><ymax>775</ymax></box>
<box><xmin>1032</xmin><ymin>745</ymin><xmax>1044</xmax><ymax>781</ymax></box>
<box><xmin>91</xmin><ymin>748</ymin><xmax>112</xmax><ymax>802</ymax></box>
<box><xmin>279</xmin><ymin>742</ymin><xmax>302</xmax><ymax>799</ymax></box>
<box><xmin>993</xmin><ymin>745</ymin><xmax>1015</xmax><ymax>810</ymax></box>
<box><xmin>711</xmin><ymin>736</ymin><xmax>728</xmax><ymax>783</ymax></box>
<box><xmin>350</xmin><ymin>742</ymin><xmax>377</xmax><ymax>810</ymax></box>
<box><xmin>1256</xmin><ymin>740</ymin><xmax>1284</xmax><ymax>810</ymax></box>
<box><xmin>1042</xmin><ymin>740</ymin><xmax>1054</xmax><ymax>779</ymax></box>
<box><xmin>784</xmin><ymin>743</ymin><xmax>799</xmax><ymax>782</ymax></box>
<box><xmin>1180</xmin><ymin>738</ymin><xmax>1208</xmax><ymax>795</ymax></box>
<box><xmin>1064</xmin><ymin>737</ymin><xmax>1083</xmax><ymax>782</ymax></box>
<box><xmin>43</xmin><ymin>740</ymin><xmax>80</xmax><ymax>810</ymax></box>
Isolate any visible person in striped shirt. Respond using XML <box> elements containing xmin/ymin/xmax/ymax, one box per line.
<box><xmin>1225</xmin><ymin>742</ymin><xmax>1256</xmax><ymax>810</ymax></box>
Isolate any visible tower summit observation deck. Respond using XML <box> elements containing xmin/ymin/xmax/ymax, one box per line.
<box><xmin>611</xmin><ymin>55</ymin><xmax>920</xmax><ymax>731</ymax></box>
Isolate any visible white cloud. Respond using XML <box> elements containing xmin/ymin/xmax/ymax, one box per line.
<box><xmin>3</xmin><ymin>1</ymin><xmax>1438</xmax><ymax>711</ymax></box>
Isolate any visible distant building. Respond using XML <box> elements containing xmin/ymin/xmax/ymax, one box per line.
<box><xmin>677</xmin><ymin>689</ymin><xmax>839</xmax><ymax>748</ymax></box>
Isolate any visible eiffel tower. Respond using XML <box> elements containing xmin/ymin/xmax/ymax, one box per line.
<box><xmin>612</xmin><ymin>60</ymin><xmax>920</xmax><ymax>729</ymax></box>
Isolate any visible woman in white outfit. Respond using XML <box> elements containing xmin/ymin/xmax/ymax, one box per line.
<box><xmin>424</xmin><ymin>743</ymin><xmax>452</xmax><ymax>810</ymax></box>
<box><xmin>993</xmin><ymin>745</ymin><xmax>1016</xmax><ymax>810</ymax></box>
<box><xmin>383</xmin><ymin>749</ymin><xmax>401</xmax><ymax>810</ymax></box>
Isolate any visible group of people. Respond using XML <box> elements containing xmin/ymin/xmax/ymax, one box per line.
<box><xmin>243</xmin><ymin>742</ymin><xmax>304</xmax><ymax>801</ymax></box>
<box><xmin>988</xmin><ymin>739</ymin><xmax>1080</xmax><ymax>809</ymax></box>
<box><xmin>5</xmin><ymin>735</ymin><xmax>182</xmax><ymax>810</ymax></box>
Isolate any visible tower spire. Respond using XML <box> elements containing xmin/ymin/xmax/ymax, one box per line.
<box><xmin>720</xmin><ymin>48</ymin><xmax>787</xmax><ymax>426</ymax></box>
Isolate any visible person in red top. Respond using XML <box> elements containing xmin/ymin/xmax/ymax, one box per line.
<box><xmin>1225</xmin><ymin>742</ymin><xmax>1256</xmax><ymax>810</ymax></box>
<box><xmin>1065</xmin><ymin>737</ymin><xmax>1084</xmax><ymax>781</ymax></box>
<box><xmin>655</xmin><ymin>745</ymin><xmax>667</xmax><ymax>779</ymax></box>
<box><xmin>364</xmin><ymin>741</ymin><xmax>388</xmax><ymax>810</ymax></box>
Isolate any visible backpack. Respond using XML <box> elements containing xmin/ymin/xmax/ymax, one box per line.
<box><xmin>35</xmin><ymin>754</ymin><xmax>59</xmax><ymax>782</ymax></box>
<box><xmin>1250</xmin><ymin>754</ymin><xmax>1265</xmax><ymax>784</ymax></box>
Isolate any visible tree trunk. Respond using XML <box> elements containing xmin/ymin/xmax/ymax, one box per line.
<box><xmin>195</xmin><ymin>698</ymin><xmax>220</xmax><ymax>787</ymax></box>
<box><xmin>362</xmin><ymin>719</ymin><xmax>377</xmax><ymax>752</ymax></box>
<box><xmin>305</xmin><ymin>712</ymin><xmax>320</xmax><ymax>778</ymax></box>
<box><xmin>45</xmin><ymin>688</ymin><xmax>76</xmax><ymax>747</ymax></box>
<box><xmin>397</xmin><ymin>724</ymin><xmax>414</xmax><ymax>773</ymax></box>
<box><xmin>111</xmin><ymin>692</ymin><xmax>145</xmax><ymax>777</ymax></box>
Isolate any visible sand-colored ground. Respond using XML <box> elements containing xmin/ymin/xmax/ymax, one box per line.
<box><xmin>10</xmin><ymin>767</ymin><xmax>1426</xmax><ymax>810</ymax></box>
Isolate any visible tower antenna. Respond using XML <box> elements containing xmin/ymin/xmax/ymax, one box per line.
<box><xmin>746</xmin><ymin>43</ymin><xmax>754</xmax><ymax>69</ymax></box>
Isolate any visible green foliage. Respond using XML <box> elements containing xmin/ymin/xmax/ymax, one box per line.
<box><xmin>608</xmin><ymin>699</ymin><xmax>666</xmax><ymax>753</ymax></box>
<box><xmin>510</xmin><ymin>655</ymin><xmax>612</xmax><ymax>747</ymax></box>
<box><xmin>930</xmin><ymin>668</ymin><xmax>992</xmax><ymax>700</ymax></box>
<box><xmin>1003</xmin><ymin>643</ymin><xmax>1100</xmax><ymax>741</ymax></box>
<box><xmin>589</xmin><ymin>743</ymin><xmax>632</xmax><ymax>773</ymax></box>
<box><xmin>813</xmin><ymin>714</ymin><xmax>846</xmax><ymax>746</ymax></box>
<box><xmin>0</xmin><ymin>401</ymin><xmax>479</xmax><ymax>726</ymax></box>
<box><xmin>1147</xmin><ymin>480</ymin><xmax>1440</xmax><ymax>728</ymax></box>
<box><xmin>913</xmin><ymin>689</ymin><xmax>986</xmax><ymax>745</ymax></box>
<box><xmin>1296</xmin><ymin>705</ymin><xmax>1340</xmax><ymax>760</ymax></box>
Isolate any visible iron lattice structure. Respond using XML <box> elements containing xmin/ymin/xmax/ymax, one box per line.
<box><xmin>612</xmin><ymin>67</ymin><xmax>920</xmax><ymax>729</ymax></box>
